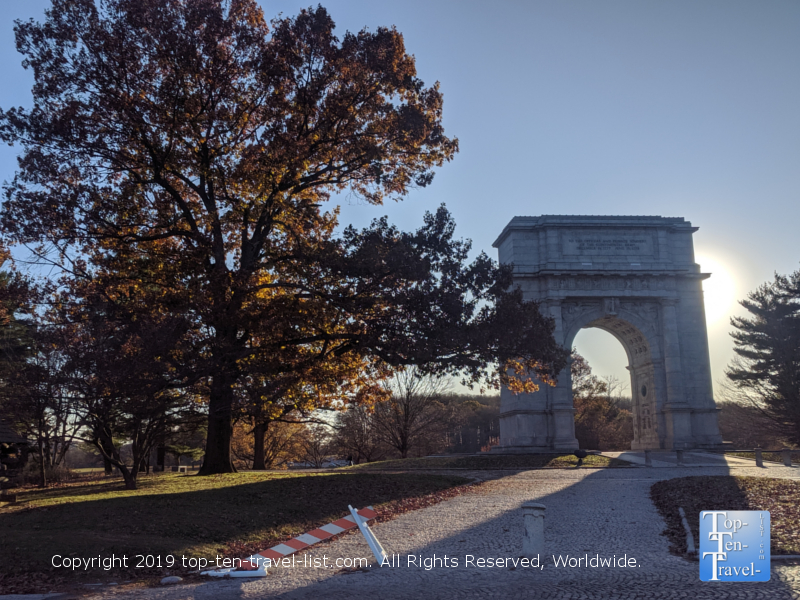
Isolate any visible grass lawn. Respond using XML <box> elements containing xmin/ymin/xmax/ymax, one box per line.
<box><xmin>650</xmin><ymin>476</ymin><xmax>800</xmax><ymax>556</ymax></box>
<box><xmin>349</xmin><ymin>453</ymin><xmax>630</xmax><ymax>470</ymax></box>
<box><xmin>0</xmin><ymin>471</ymin><xmax>471</xmax><ymax>593</ymax></box>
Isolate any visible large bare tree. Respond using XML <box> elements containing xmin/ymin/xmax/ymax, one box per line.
<box><xmin>374</xmin><ymin>367</ymin><xmax>453</xmax><ymax>458</ymax></box>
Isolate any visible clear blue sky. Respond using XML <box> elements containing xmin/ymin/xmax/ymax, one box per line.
<box><xmin>2</xmin><ymin>1</ymin><xmax>799</xmax><ymax>396</ymax></box>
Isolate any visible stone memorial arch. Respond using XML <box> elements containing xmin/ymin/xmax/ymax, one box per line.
<box><xmin>493</xmin><ymin>215</ymin><xmax>724</xmax><ymax>452</ymax></box>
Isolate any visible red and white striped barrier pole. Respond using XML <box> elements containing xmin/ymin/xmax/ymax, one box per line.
<box><xmin>202</xmin><ymin>506</ymin><xmax>379</xmax><ymax>577</ymax></box>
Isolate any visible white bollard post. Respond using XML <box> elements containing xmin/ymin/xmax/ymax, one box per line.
<box><xmin>522</xmin><ymin>502</ymin><xmax>546</xmax><ymax>558</ymax></box>
<box><xmin>782</xmin><ymin>448</ymin><xmax>792</xmax><ymax>467</ymax></box>
<box><xmin>644</xmin><ymin>450</ymin><xmax>652</xmax><ymax>467</ymax></box>
<box><xmin>349</xmin><ymin>505</ymin><xmax>387</xmax><ymax>565</ymax></box>
<box><xmin>755</xmin><ymin>448</ymin><xmax>764</xmax><ymax>468</ymax></box>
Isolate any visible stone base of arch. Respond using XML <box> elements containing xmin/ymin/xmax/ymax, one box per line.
<box><xmin>494</xmin><ymin>406</ymin><xmax>725</xmax><ymax>453</ymax></box>
<box><xmin>492</xmin><ymin>406</ymin><xmax>580</xmax><ymax>454</ymax></box>
<box><xmin>491</xmin><ymin>378</ymin><xmax>581</xmax><ymax>453</ymax></box>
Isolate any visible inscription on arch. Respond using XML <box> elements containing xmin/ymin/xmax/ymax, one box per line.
<box><xmin>562</xmin><ymin>230</ymin><xmax>656</xmax><ymax>257</ymax></box>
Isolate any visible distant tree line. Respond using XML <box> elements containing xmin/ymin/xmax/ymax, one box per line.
<box><xmin>227</xmin><ymin>368</ymin><xmax>503</xmax><ymax>469</ymax></box>
<box><xmin>569</xmin><ymin>351</ymin><xmax>633</xmax><ymax>451</ymax></box>
<box><xmin>333</xmin><ymin>370</ymin><xmax>502</xmax><ymax>463</ymax></box>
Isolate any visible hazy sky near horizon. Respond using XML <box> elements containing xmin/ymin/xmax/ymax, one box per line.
<box><xmin>1</xmin><ymin>1</ymin><xmax>798</xmax><ymax>396</ymax></box>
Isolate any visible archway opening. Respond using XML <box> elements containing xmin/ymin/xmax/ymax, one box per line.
<box><xmin>570</xmin><ymin>318</ymin><xmax>658</xmax><ymax>450</ymax></box>
<box><xmin>572</xmin><ymin>328</ymin><xmax>630</xmax><ymax>399</ymax></box>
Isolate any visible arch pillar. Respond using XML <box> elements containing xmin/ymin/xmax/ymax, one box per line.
<box><xmin>659</xmin><ymin>298</ymin><xmax>694</xmax><ymax>449</ymax></box>
<box><xmin>548</xmin><ymin>301</ymin><xmax>580</xmax><ymax>450</ymax></box>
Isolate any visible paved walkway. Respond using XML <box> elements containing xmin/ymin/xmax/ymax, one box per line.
<box><xmin>602</xmin><ymin>450</ymin><xmax>759</xmax><ymax>467</ymax></box>
<box><xmin>76</xmin><ymin>464</ymin><xmax>800</xmax><ymax>600</ymax></box>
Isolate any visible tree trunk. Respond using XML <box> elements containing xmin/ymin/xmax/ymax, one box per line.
<box><xmin>99</xmin><ymin>436</ymin><xmax>116</xmax><ymax>475</ymax></box>
<box><xmin>154</xmin><ymin>421</ymin><xmax>166</xmax><ymax>472</ymax></box>
<box><xmin>199</xmin><ymin>374</ymin><xmax>237</xmax><ymax>475</ymax></box>
<box><xmin>156</xmin><ymin>444</ymin><xmax>166</xmax><ymax>472</ymax></box>
<box><xmin>400</xmin><ymin>432</ymin><xmax>409</xmax><ymax>459</ymax></box>
<box><xmin>38</xmin><ymin>437</ymin><xmax>47</xmax><ymax>488</ymax></box>
<box><xmin>118</xmin><ymin>465</ymin><xmax>137</xmax><ymax>490</ymax></box>
<box><xmin>252</xmin><ymin>421</ymin><xmax>267</xmax><ymax>470</ymax></box>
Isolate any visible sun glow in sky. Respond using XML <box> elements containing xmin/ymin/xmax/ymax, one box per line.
<box><xmin>696</xmin><ymin>254</ymin><xmax>739</xmax><ymax>328</ymax></box>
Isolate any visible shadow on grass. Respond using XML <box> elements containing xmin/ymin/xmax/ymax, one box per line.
<box><xmin>11</xmin><ymin>478</ymin><xmax>138</xmax><ymax>503</ymax></box>
<box><xmin>0</xmin><ymin>471</ymin><xmax>468</xmax><ymax>587</ymax></box>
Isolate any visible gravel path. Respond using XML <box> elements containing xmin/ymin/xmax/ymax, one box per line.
<box><xmin>83</xmin><ymin>464</ymin><xmax>800</xmax><ymax>600</ymax></box>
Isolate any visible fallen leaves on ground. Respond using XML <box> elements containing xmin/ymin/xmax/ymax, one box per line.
<box><xmin>650</xmin><ymin>476</ymin><xmax>800</xmax><ymax>556</ymax></box>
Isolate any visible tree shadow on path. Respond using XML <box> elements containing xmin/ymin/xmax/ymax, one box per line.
<box><xmin>250</xmin><ymin>464</ymin><xmax>798</xmax><ymax>600</ymax></box>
